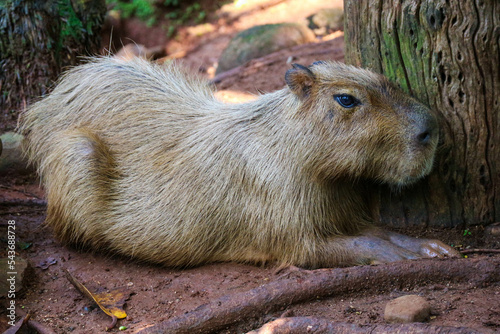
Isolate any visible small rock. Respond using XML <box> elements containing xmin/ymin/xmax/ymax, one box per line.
<box><xmin>0</xmin><ymin>258</ymin><xmax>34</xmax><ymax>297</ymax></box>
<box><xmin>384</xmin><ymin>295</ymin><xmax>431</xmax><ymax>323</ymax></box>
<box><xmin>0</xmin><ymin>132</ymin><xmax>32</xmax><ymax>174</ymax></box>
<box><xmin>306</xmin><ymin>8</ymin><xmax>344</xmax><ymax>35</ymax></box>
<box><xmin>216</xmin><ymin>23</ymin><xmax>315</xmax><ymax>74</ymax></box>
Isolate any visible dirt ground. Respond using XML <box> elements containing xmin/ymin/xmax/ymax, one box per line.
<box><xmin>1</xmin><ymin>0</ymin><xmax>499</xmax><ymax>333</ymax></box>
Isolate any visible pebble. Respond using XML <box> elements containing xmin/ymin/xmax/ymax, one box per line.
<box><xmin>384</xmin><ymin>294</ymin><xmax>431</xmax><ymax>323</ymax></box>
<box><xmin>0</xmin><ymin>132</ymin><xmax>32</xmax><ymax>174</ymax></box>
<box><xmin>0</xmin><ymin>257</ymin><xmax>33</xmax><ymax>297</ymax></box>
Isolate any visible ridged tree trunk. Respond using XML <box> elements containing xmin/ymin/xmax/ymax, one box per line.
<box><xmin>0</xmin><ymin>0</ymin><xmax>106</xmax><ymax>131</ymax></box>
<box><xmin>344</xmin><ymin>0</ymin><xmax>499</xmax><ymax>228</ymax></box>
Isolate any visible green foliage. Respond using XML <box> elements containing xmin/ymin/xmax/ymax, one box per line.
<box><xmin>106</xmin><ymin>0</ymin><xmax>207</xmax><ymax>33</ymax></box>
<box><xmin>107</xmin><ymin>0</ymin><xmax>156</xmax><ymax>26</ymax></box>
<box><xmin>164</xmin><ymin>0</ymin><xmax>179</xmax><ymax>5</ymax></box>
<box><xmin>57</xmin><ymin>0</ymin><xmax>105</xmax><ymax>47</ymax></box>
<box><xmin>164</xmin><ymin>2</ymin><xmax>206</xmax><ymax>36</ymax></box>
<box><xmin>58</xmin><ymin>0</ymin><xmax>85</xmax><ymax>40</ymax></box>
<box><xmin>463</xmin><ymin>229</ymin><xmax>472</xmax><ymax>237</ymax></box>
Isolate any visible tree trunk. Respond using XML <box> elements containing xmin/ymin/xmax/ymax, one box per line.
<box><xmin>0</xmin><ymin>0</ymin><xmax>106</xmax><ymax>131</ymax></box>
<box><xmin>344</xmin><ymin>0</ymin><xmax>499</xmax><ymax>228</ymax></box>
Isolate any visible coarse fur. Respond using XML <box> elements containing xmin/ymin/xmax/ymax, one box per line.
<box><xmin>19</xmin><ymin>57</ymin><xmax>446</xmax><ymax>268</ymax></box>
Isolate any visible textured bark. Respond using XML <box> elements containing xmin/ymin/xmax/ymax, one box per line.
<box><xmin>344</xmin><ymin>1</ymin><xmax>499</xmax><ymax>227</ymax></box>
<box><xmin>0</xmin><ymin>0</ymin><xmax>106</xmax><ymax>131</ymax></box>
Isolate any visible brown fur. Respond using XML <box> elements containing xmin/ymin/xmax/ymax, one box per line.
<box><xmin>19</xmin><ymin>57</ymin><xmax>445</xmax><ymax>268</ymax></box>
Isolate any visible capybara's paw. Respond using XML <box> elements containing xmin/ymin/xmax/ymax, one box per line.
<box><xmin>345</xmin><ymin>231</ymin><xmax>460</xmax><ymax>266</ymax></box>
<box><xmin>383</xmin><ymin>231</ymin><xmax>460</xmax><ymax>259</ymax></box>
<box><xmin>417</xmin><ymin>239</ymin><xmax>461</xmax><ymax>258</ymax></box>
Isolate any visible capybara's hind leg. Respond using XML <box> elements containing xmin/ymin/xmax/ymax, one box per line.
<box><xmin>42</xmin><ymin>128</ymin><xmax>117</xmax><ymax>247</ymax></box>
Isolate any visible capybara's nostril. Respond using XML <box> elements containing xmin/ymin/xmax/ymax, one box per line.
<box><xmin>414</xmin><ymin>111</ymin><xmax>437</xmax><ymax>146</ymax></box>
<box><xmin>417</xmin><ymin>130</ymin><xmax>431</xmax><ymax>145</ymax></box>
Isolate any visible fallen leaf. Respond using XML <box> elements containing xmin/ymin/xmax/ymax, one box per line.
<box><xmin>93</xmin><ymin>287</ymin><xmax>130</xmax><ymax>319</ymax></box>
<box><xmin>64</xmin><ymin>269</ymin><xmax>131</xmax><ymax>328</ymax></box>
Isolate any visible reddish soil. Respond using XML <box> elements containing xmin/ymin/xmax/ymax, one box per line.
<box><xmin>1</xmin><ymin>0</ymin><xmax>499</xmax><ymax>333</ymax></box>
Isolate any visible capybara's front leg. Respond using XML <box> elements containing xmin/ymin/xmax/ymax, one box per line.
<box><xmin>325</xmin><ymin>229</ymin><xmax>460</xmax><ymax>266</ymax></box>
<box><xmin>381</xmin><ymin>230</ymin><xmax>461</xmax><ymax>258</ymax></box>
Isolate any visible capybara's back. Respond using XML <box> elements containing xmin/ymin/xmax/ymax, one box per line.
<box><xmin>20</xmin><ymin>57</ymin><xmax>459</xmax><ymax>268</ymax></box>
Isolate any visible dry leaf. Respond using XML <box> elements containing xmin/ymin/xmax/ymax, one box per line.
<box><xmin>93</xmin><ymin>287</ymin><xmax>130</xmax><ymax>319</ymax></box>
<box><xmin>64</xmin><ymin>269</ymin><xmax>131</xmax><ymax>328</ymax></box>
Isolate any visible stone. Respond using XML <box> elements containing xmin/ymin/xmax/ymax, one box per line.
<box><xmin>384</xmin><ymin>294</ymin><xmax>431</xmax><ymax>323</ymax></box>
<box><xmin>0</xmin><ymin>132</ymin><xmax>32</xmax><ymax>174</ymax></box>
<box><xmin>0</xmin><ymin>257</ymin><xmax>34</xmax><ymax>297</ymax></box>
<box><xmin>306</xmin><ymin>8</ymin><xmax>344</xmax><ymax>35</ymax></box>
<box><xmin>216</xmin><ymin>23</ymin><xmax>315</xmax><ymax>74</ymax></box>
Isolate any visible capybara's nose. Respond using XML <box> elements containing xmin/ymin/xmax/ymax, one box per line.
<box><xmin>417</xmin><ymin>129</ymin><xmax>432</xmax><ymax>145</ymax></box>
<box><xmin>415</xmin><ymin>113</ymin><xmax>437</xmax><ymax>146</ymax></box>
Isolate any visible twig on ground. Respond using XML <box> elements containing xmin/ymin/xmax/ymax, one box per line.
<box><xmin>0</xmin><ymin>184</ymin><xmax>42</xmax><ymax>200</ymax></box>
<box><xmin>12</xmin><ymin>310</ymin><xmax>57</xmax><ymax>334</ymax></box>
<box><xmin>461</xmin><ymin>249</ymin><xmax>500</xmax><ymax>254</ymax></box>
<box><xmin>0</xmin><ymin>207</ymin><xmax>46</xmax><ymax>216</ymax></box>
<box><xmin>0</xmin><ymin>198</ymin><xmax>47</xmax><ymax>207</ymax></box>
<box><xmin>4</xmin><ymin>314</ymin><xmax>30</xmax><ymax>334</ymax></box>
<box><xmin>26</xmin><ymin>319</ymin><xmax>58</xmax><ymax>334</ymax></box>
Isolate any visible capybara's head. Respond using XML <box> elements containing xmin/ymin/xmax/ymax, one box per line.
<box><xmin>285</xmin><ymin>61</ymin><xmax>438</xmax><ymax>186</ymax></box>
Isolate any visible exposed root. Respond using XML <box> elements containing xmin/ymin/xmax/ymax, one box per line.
<box><xmin>138</xmin><ymin>256</ymin><xmax>499</xmax><ymax>334</ymax></box>
<box><xmin>247</xmin><ymin>316</ymin><xmax>482</xmax><ymax>334</ymax></box>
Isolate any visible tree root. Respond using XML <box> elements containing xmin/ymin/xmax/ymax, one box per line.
<box><xmin>0</xmin><ymin>198</ymin><xmax>47</xmax><ymax>207</ymax></box>
<box><xmin>26</xmin><ymin>319</ymin><xmax>58</xmax><ymax>334</ymax></box>
<box><xmin>247</xmin><ymin>316</ymin><xmax>482</xmax><ymax>334</ymax></box>
<box><xmin>461</xmin><ymin>248</ymin><xmax>500</xmax><ymax>254</ymax></box>
<box><xmin>10</xmin><ymin>311</ymin><xmax>57</xmax><ymax>334</ymax></box>
<box><xmin>138</xmin><ymin>256</ymin><xmax>499</xmax><ymax>334</ymax></box>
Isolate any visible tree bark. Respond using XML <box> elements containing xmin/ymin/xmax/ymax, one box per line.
<box><xmin>344</xmin><ymin>0</ymin><xmax>499</xmax><ymax>228</ymax></box>
<box><xmin>0</xmin><ymin>0</ymin><xmax>106</xmax><ymax>131</ymax></box>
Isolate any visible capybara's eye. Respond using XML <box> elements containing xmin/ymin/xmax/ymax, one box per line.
<box><xmin>334</xmin><ymin>94</ymin><xmax>360</xmax><ymax>108</ymax></box>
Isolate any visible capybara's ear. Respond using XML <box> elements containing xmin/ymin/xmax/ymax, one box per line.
<box><xmin>285</xmin><ymin>63</ymin><xmax>316</xmax><ymax>99</ymax></box>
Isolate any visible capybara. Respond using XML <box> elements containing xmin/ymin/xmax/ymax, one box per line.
<box><xmin>19</xmin><ymin>57</ymin><xmax>459</xmax><ymax>268</ymax></box>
